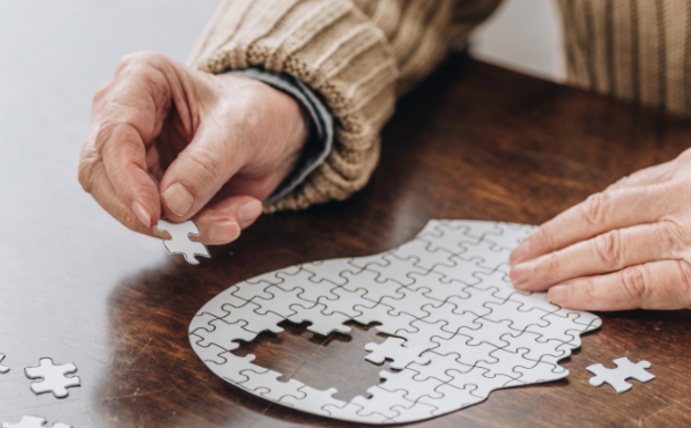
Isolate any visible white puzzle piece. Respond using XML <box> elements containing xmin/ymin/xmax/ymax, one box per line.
<box><xmin>0</xmin><ymin>353</ymin><xmax>8</xmax><ymax>374</ymax></box>
<box><xmin>1</xmin><ymin>416</ymin><xmax>72</xmax><ymax>428</ymax></box>
<box><xmin>2</xmin><ymin>416</ymin><xmax>46</xmax><ymax>428</ymax></box>
<box><xmin>587</xmin><ymin>357</ymin><xmax>654</xmax><ymax>393</ymax></box>
<box><xmin>156</xmin><ymin>219</ymin><xmax>210</xmax><ymax>265</ymax></box>
<box><xmin>24</xmin><ymin>358</ymin><xmax>81</xmax><ymax>399</ymax></box>
<box><xmin>189</xmin><ymin>220</ymin><xmax>602</xmax><ymax>424</ymax></box>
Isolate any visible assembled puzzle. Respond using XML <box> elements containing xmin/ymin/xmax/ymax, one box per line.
<box><xmin>189</xmin><ymin>220</ymin><xmax>602</xmax><ymax>423</ymax></box>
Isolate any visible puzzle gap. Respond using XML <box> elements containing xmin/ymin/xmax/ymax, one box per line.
<box><xmin>231</xmin><ymin>320</ymin><xmax>400</xmax><ymax>402</ymax></box>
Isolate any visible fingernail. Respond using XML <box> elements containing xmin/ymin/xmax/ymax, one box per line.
<box><xmin>510</xmin><ymin>239</ymin><xmax>532</xmax><ymax>265</ymax></box>
<box><xmin>237</xmin><ymin>199</ymin><xmax>263</xmax><ymax>225</ymax></box>
<box><xmin>510</xmin><ymin>261</ymin><xmax>535</xmax><ymax>288</ymax></box>
<box><xmin>210</xmin><ymin>220</ymin><xmax>241</xmax><ymax>244</ymax></box>
<box><xmin>163</xmin><ymin>183</ymin><xmax>194</xmax><ymax>217</ymax></box>
<box><xmin>549</xmin><ymin>285</ymin><xmax>571</xmax><ymax>305</ymax></box>
<box><xmin>132</xmin><ymin>201</ymin><xmax>151</xmax><ymax>228</ymax></box>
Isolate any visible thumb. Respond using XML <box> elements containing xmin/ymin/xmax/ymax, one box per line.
<box><xmin>158</xmin><ymin>124</ymin><xmax>249</xmax><ymax>221</ymax></box>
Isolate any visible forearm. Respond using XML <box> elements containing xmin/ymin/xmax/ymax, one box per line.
<box><xmin>190</xmin><ymin>0</ymin><xmax>501</xmax><ymax>212</ymax></box>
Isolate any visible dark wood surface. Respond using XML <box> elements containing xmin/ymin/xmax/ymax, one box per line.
<box><xmin>2</xmin><ymin>56</ymin><xmax>691</xmax><ymax>428</ymax></box>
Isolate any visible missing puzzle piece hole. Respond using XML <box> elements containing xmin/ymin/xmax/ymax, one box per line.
<box><xmin>231</xmin><ymin>320</ymin><xmax>400</xmax><ymax>402</ymax></box>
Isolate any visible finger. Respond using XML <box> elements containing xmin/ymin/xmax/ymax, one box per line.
<box><xmin>188</xmin><ymin>196</ymin><xmax>263</xmax><ymax>245</ymax></box>
<box><xmin>100</xmin><ymin>122</ymin><xmax>161</xmax><ymax>228</ymax></box>
<box><xmin>604</xmin><ymin>160</ymin><xmax>676</xmax><ymax>192</ymax></box>
<box><xmin>158</xmin><ymin>122</ymin><xmax>250</xmax><ymax>221</ymax></box>
<box><xmin>547</xmin><ymin>259</ymin><xmax>691</xmax><ymax>311</ymax></box>
<box><xmin>510</xmin><ymin>185</ymin><xmax>675</xmax><ymax>265</ymax></box>
<box><xmin>82</xmin><ymin>160</ymin><xmax>161</xmax><ymax>238</ymax></box>
<box><xmin>511</xmin><ymin>221</ymin><xmax>681</xmax><ymax>291</ymax></box>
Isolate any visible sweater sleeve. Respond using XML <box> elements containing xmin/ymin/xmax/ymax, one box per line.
<box><xmin>188</xmin><ymin>0</ymin><xmax>501</xmax><ymax>213</ymax></box>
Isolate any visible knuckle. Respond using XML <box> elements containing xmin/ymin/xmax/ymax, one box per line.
<box><xmin>675</xmin><ymin>261</ymin><xmax>691</xmax><ymax>298</ymax></box>
<box><xmin>669</xmin><ymin>179</ymin><xmax>691</xmax><ymax>203</ymax></box>
<box><xmin>541</xmin><ymin>251</ymin><xmax>563</xmax><ymax>278</ymax></box>
<box><xmin>115</xmin><ymin>51</ymin><xmax>163</xmax><ymax>74</ymax></box>
<box><xmin>77</xmin><ymin>162</ymin><xmax>92</xmax><ymax>192</ymax></box>
<box><xmin>620</xmin><ymin>265</ymin><xmax>650</xmax><ymax>303</ymax></box>
<box><xmin>593</xmin><ymin>230</ymin><xmax>623</xmax><ymax>268</ymax></box>
<box><xmin>534</xmin><ymin>221</ymin><xmax>559</xmax><ymax>252</ymax></box>
<box><xmin>578</xmin><ymin>279</ymin><xmax>598</xmax><ymax>305</ymax></box>
<box><xmin>581</xmin><ymin>192</ymin><xmax>610</xmax><ymax>226</ymax></box>
<box><xmin>677</xmin><ymin>259</ymin><xmax>691</xmax><ymax>284</ymax></box>
<box><xmin>77</xmin><ymin>152</ymin><xmax>99</xmax><ymax>193</ymax></box>
<box><xmin>185</xmin><ymin>147</ymin><xmax>225</xmax><ymax>184</ymax></box>
<box><xmin>93</xmin><ymin>81</ymin><xmax>112</xmax><ymax>103</ymax></box>
<box><xmin>659</xmin><ymin>220</ymin><xmax>691</xmax><ymax>256</ymax></box>
<box><xmin>606</xmin><ymin>176</ymin><xmax>629</xmax><ymax>192</ymax></box>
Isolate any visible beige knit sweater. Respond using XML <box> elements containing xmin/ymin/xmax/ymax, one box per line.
<box><xmin>189</xmin><ymin>0</ymin><xmax>690</xmax><ymax>212</ymax></box>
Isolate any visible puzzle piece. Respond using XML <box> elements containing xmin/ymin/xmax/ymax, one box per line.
<box><xmin>0</xmin><ymin>353</ymin><xmax>8</xmax><ymax>373</ymax></box>
<box><xmin>156</xmin><ymin>219</ymin><xmax>210</xmax><ymax>265</ymax></box>
<box><xmin>2</xmin><ymin>416</ymin><xmax>46</xmax><ymax>428</ymax></box>
<box><xmin>365</xmin><ymin>337</ymin><xmax>431</xmax><ymax>370</ymax></box>
<box><xmin>281</xmin><ymin>385</ymin><xmax>346</xmax><ymax>413</ymax></box>
<box><xmin>287</xmin><ymin>302</ymin><xmax>351</xmax><ymax>336</ymax></box>
<box><xmin>587</xmin><ymin>357</ymin><xmax>654</xmax><ymax>393</ymax></box>
<box><xmin>189</xmin><ymin>220</ymin><xmax>602</xmax><ymax>424</ymax></box>
<box><xmin>24</xmin><ymin>358</ymin><xmax>81</xmax><ymax>398</ymax></box>
<box><xmin>1</xmin><ymin>416</ymin><xmax>72</xmax><ymax>428</ymax></box>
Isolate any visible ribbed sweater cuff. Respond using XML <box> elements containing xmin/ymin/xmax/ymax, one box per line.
<box><xmin>188</xmin><ymin>0</ymin><xmax>399</xmax><ymax>212</ymax></box>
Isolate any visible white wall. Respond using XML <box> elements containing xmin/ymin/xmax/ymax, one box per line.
<box><xmin>469</xmin><ymin>0</ymin><xmax>566</xmax><ymax>82</ymax></box>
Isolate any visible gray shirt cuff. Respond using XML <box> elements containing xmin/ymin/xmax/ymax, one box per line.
<box><xmin>223</xmin><ymin>68</ymin><xmax>334</xmax><ymax>204</ymax></box>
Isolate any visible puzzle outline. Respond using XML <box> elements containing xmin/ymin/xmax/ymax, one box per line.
<box><xmin>0</xmin><ymin>353</ymin><xmax>8</xmax><ymax>374</ymax></box>
<box><xmin>189</xmin><ymin>220</ymin><xmax>602</xmax><ymax>424</ymax></box>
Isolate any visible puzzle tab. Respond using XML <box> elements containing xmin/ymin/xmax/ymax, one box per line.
<box><xmin>0</xmin><ymin>353</ymin><xmax>8</xmax><ymax>374</ymax></box>
<box><xmin>189</xmin><ymin>220</ymin><xmax>602</xmax><ymax>424</ymax></box>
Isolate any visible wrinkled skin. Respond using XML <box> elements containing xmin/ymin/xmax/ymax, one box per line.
<box><xmin>79</xmin><ymin>52</ymin><xmax>309</xmax><ymax>245</ymax></box>
<box><xmin>510</xmin><ymin>149</ymin><xmax>691</xmax><ymax>311</ymax></box>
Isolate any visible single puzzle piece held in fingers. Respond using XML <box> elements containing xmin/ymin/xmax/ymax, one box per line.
<box><xmin>190</xmin><ymin>220</ymin><xmax>602</xmax><ymax>424</ymax></box>
<box><xmin>587</xmin><ymin>357</ymin><xmax>654</xmax><ymax>393</ymax></box>
<box><xmin>156</xmin><ymin>219</ymin><xmax>210</xmax><ymax>265</ymax></box>
<box><xmin>24</xmin><ymin>358</ymin><xmax>81</xmax><ymax>398</ymax></box>
<box><xmin>1</xmin><ymin>415</ymin><xmax>72</xmax><ymax>428</ymax></box>
<box><xmin>0</xmin><ymin>353</ymin><xmax>8</xmax><ymax>373</ymax></box>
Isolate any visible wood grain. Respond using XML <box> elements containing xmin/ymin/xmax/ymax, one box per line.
<box><xmin>3</xmin><ymin>55</ymin><xmax>691</xmax><ymax>427</ymax></box>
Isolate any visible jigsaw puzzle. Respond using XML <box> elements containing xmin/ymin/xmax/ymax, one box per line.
<box><xmin>1</xmin><ymin>415</ymin><xmax>71</xmax><ymax>428</ymax></box>
<box><xmin>189</xmin><ymin>220</ymin><xmax>602</xmax><ymax>424</ymax></box>
<box><xmin>0</xmin><ymin>354</ymin><xmax>8</xmax><ymax>374</ymax></box>
<box><xmin>156</xmin><ymin>219</ymin><xmax>210</xmax><ymax>265</ymax></box>
<box><xmin>24</xmin><ymin>358</ymin><xmax>81</xmax><ymax>399</ymax></box>
<box><xmin>587</xmin><ymin>357</ymin><xmax>654</xmax><ymax>393</ymax></box>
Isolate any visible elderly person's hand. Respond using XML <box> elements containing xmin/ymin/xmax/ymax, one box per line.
<box><xmin>78</xmin><ymin>52</ymin><xmax>309</xmax><ymax>245</ymax></box>
<box><xmin>509</xmin><ymin>148</ymin><xmax>691</xmax><ymax>311</ymax></box>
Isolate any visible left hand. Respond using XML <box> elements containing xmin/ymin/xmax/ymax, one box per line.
<box><xmin>509</xmin><ymin>148</ymin><xmax>691</xmax><ymax>311</ymax></box>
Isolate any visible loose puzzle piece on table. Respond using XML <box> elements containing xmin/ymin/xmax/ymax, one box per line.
<box><xmin>0</xmin><ymin>353</ymin><xmax>8</xmax><ymax>374</ymax></box>
<box><xmin>24</xmin><ymin>358</ymin><xmax>81</xmax><ymax>399</ymax></box>
<box><xmin>156</xmin><ymin>219</ymin><xmax>210</xmax><ymax>265</ymax></box>
<box><xmin>189</xmin><ymin>220</ymin><xmax>602</xmax><ymax>424</ymax></box>
<box><xmin>1</xmin><ymin>416</ymin><xmax>72</xmax><ymax>428</ymax></box>
<box><xmin>587</xmin><ymin>357</ymin><xmax>654</xmax><ymax>393</ymax></box>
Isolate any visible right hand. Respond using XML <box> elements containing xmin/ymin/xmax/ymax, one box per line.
<box><xmin>78</xmin><ymin>52</ymin><xmax>310</xmax><ymax>245</ymax></box>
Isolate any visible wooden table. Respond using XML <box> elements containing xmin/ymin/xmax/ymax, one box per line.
<box><xmin>2</xmin><ymin>55</ymin><xmax>691</xmax><ymax>427</ymax></box>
